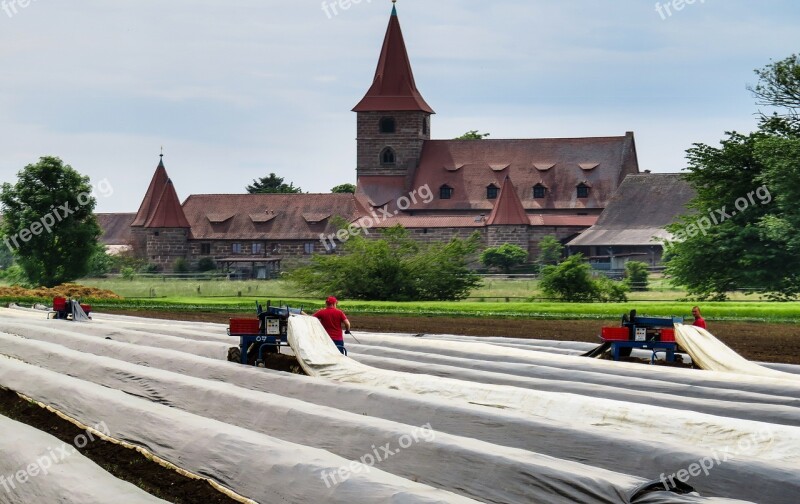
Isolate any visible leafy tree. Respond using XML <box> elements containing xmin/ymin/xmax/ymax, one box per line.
<box><xmin>665</xmin><ymin>56</ymin><xmax>800</xmax><ymax>300</ymax></box>
<box><xmin>0</xmin><ymin>157</ymin><xmax>101</xmax><ymax>287</ymax></box>
<box><xmin>331</xmin><ymin>183</ymin><xmax>356</xmax><ymax>194</ymax></box>
<box><xmin>86</xmin><ymin>243</ymin><xmax>113</xmax><ymax>277</ymax></box>
<box><xmin>291</xmin><ymin>225</ymin><xmax>481</xmax><ymax>301</ymax></box>
<box><xmin>625</xmin><ymin>261</ymin><xmax>650</xmax><ymax>291</ymax></box>
<box><xmin>537</xmin><ymin>236</ymin><xmax>564</xmax><ymax>266</ymax></box>
<box><xmin>540</xmin><ymin>254</ymin><xmax>628</xmax><ymax>302</ymax></box>
<box><xmin>480</xmin><ymin>243</ymin><xmax>528</xmax><ymax>273</ymax></box>
<box><xmin>455</xmin><ymin>130</ymin><xmax>490</xmax><ymax>140</ymax></box>
<box><xmin>540</xmin><ymin>254</ymin><xmax>599</xmax><ymax>302</ymax></box>
<box><xmin>247</xmin><ymin>173</ymin><xmax>302</xmax><ymax>194</ymax></box>
<box><xmin>748</xmin><ymin>54</ymin><xmax>800</xmax><ymax>135</ymax></box>
<box><xmin>0</xmin><ymin>238</ymin><xmax>13</xmax><ymax>269</ymax></box>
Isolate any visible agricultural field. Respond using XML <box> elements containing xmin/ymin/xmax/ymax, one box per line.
<box><xmin>0</xmin><ymin>305</ymin><xmax>798</xmax><ymax>503</ymax></box>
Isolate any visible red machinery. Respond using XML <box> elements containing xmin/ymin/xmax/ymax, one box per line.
<box><xmin>52</xmin><ymin>297</ymin><xmax>92</xmax><ymax>320</ymax></box>
<box><xmin>597</xmin><ymin>310</ymin><xmax>682</xmax><ymax>363</ymax></box>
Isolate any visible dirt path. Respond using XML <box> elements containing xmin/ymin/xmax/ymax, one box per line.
<box><xmin>104</xmin><ymin>310</ymin><xmax>800</xmax><ymax>365</ymax></box>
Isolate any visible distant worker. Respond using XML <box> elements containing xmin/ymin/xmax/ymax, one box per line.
<box><xmin>313</xmin><ymin>296</ymin><xmax>351</xmax><ymax>355</ymax></box>
<box><xmin>691</xmin><ymin>306</ymin><xmax>707</xmax><ymax>329</ymax></box>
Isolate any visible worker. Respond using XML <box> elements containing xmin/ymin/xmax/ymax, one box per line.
<box><xmin>313</xmin><ymin>296</ymin><xmax>351</xmax><ymax>355</ymax></box>
<box><xmin>691</xmin><ymin>306</ymin><xmax>707</xmax><ymax>329</ymax></box>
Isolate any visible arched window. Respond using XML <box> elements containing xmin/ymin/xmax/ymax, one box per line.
<box><xmin>380</xmin><ymin>147</ymin><xmax>396</xmax><ymax>165</ymax></box>
<box><xmin>379</xmin><ymin>117</ymin><xmax>396</xmax><ymax>134</ymax></box>
<box><xmin>533</xmin><ymin>184</ymin><xmax>547</xmax><ymax>199</ymax></box>
<box><xmin>577</xmin><ymin>183</ymin><xmax>590</xmax><ymax>199</ymax></box>
<box><xmin>486</xmin><ymin>184</ymin><xmax>499</xmax><ymax>199</ymax></box>
<box><xmin>440</xmin><ymin>184</ymin><xmax>454</xmax><ymax>200</ymax></box>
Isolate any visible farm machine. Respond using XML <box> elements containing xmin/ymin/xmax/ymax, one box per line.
<box><xmin>50</xmin><ymin>297</ymin><xmax>92</xmax><ymax>321</ymax></box>
<box><xmin>226</xmin><ymin>301</ymin><xmax>306</xmax><ymax>373</ymax></box>
<box><xmin>584</xmin><ymin>310</ymin><xmax>686</xmax><ymax>365</ymax></box>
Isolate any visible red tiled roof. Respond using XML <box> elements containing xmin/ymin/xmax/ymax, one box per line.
<box><xmin>356</xmin><ymin>175</ymin><xmax>408</xmax><ymax>207</ymax></box>
<box><xmin>144</xmin><ymin>179</ymin><xmax>191</xmax><ymax>229</ymax></box>
<box><xmin>352</xmin><ymin>5</ymin><xmax>434</xmax><ymax>114</ymax></box>
<box><xmin>131</xmin><ymin>158</ymin><xmax>168</xmax><ymax>227</ymax></box>
<box><xmin>96</xmin><ymin>213</ymin><xmax>135</xmax><ymax>245</ymax></box>
<box><xmin>182</xmin><ymin>194</ymin><xmax>363</xmax><ymax>240</ymax></box>
<box><xmin>407</xmin><ymin>134</ymin><xmax>639</xmax><ymax>212</ymax></box>
<box><xmin>368</xmin><ymin>215</ymin><xmax>486</xmax><ymax>229</ymax></box>
<box><xmin>487</xmin><ymin>177</ymin><xmax>528</xmax><ymax>225</ymax></box>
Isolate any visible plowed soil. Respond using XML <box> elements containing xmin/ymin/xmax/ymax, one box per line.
<box><xmin>104</xmin><ymin>310</ymin><xmax>800</xmax><ymax>365</ymax></box>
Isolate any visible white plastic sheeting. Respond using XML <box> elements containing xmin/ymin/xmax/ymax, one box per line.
<box><xmin>674</xmin><ymin>324</ymin><xmax>800</xmax><ymax>380</ymax></box>
<box><xmin>0</xmin><ymin>307</ymin><xmax>794</xmax><ymax>503</ymax></box>
<box><xmin>0</xmin><ymin>413</ymin><xmax>169</xmax><ymax>504</ymax></box>
<box><xmin>287</xmin><ymin>316</ymin><xmax>800</xmax><ymax>466</ymax></box>
<box><xmin>1</xmin><ymin>319</ymin><xmax>795</xmax><ymax>502</ymax></box>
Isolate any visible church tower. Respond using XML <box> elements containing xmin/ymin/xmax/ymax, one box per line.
<box><xmin>353</xmin><ymin>3</ymin><xmax>434</xmax><ymax>179</ymax></box>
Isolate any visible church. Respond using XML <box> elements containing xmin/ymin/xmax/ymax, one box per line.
<box><xmin>100</xmin><ymin>4</ymin><xmax>688</xmax><ymax>278</ymax></box>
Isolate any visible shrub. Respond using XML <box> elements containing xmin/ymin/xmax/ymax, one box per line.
<box><xmin>537</xmin><ymin>236</ymin><xmax>564</xmax><ymax>267</ymax></box>
<box><xmin>625</xmin><ymin>261</ymin><xmax>650</xmax><ymax>291</ymax></box>
<box><xmin>540</xmin><ymin>254</ymin><xmax>629</xmax><ymax>302</ymax></box>
<box><xmin>121</xmin><ymin>267</ymin><xmax>136</xmax><ymax>281</ymax></box>
<box><xmin>480</xmin><ymin>244</ymin><xmax>528</xmax><ymax>273</ymax></box>
<box><xmin>173</xmin><ymin>258</ymin><xmax>190</xmax><ymax>274</ymax></box>
<box><xmin>197</xmin><ymin>257</ymin><xmax>217</xmax><ymax>272</ymax></box>
<box><xmin>291</xmin><ymin>225</ymin><xmax>482</xmax><ymax>301</ymax></box>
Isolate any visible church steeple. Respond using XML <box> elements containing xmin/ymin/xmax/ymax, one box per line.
<box><xmin>354</xmin><ymin>3</ymin><xmax>433</xmax><ymax>179</ymax></box>
<box><xmin>352</xmin><ymin>2</ymin><xmax>434</xmax><ymax>113</ymax></box>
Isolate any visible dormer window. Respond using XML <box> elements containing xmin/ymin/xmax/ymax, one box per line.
<box><xmin>577</xmin><ymin>183</ymin><xmax>590</xmax><ymax>199</ymax></box>
<box><xmin>440</xmin><ymin>184</ymin><xmax>453</xmax><ymax>200</ymax></box>
<box><xmin>533</xmin><ymin>184</ymin><xmax>547</xmax><ymax>199</ymax></box>
<box><xmin>379</xmin><ymin>117</ymin><xmax>396</xmax><ymax>134</ymax></box>
<box><xmin>380</xmin><ymin>147</ymin><xmax>396</xmax><ymax>165</ymax></box>
<box><xmin>486</xmin><ymin>184</ymin><xmax>499</xmax><ymax>199</ymax></box>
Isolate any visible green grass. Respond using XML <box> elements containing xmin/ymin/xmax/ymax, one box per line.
<box><xmin>4</xmin><ymin>277</ymin><xmax>797</xmax><ymax>323</ymax></box>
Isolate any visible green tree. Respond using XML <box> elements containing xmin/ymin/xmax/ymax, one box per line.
<box><xmin>291</xmin><ymin>225</ymin><xmax>481</xmax><ymax>301</ymax></box>
<box><xmin>86</xmin><ymin>243</ymin><xmax>113</xmax><ymax>277</ymax></box>
<box><xmin>480</xmin><ymin>243</ymin><xmax>528</xmax><ymax>273</ymax></box>
<box><xmin>537</xmin><ymin>236</ymin><xmax>564</xmax><ymax>266</ymax></box>
<box><xmin>246</xmin><ymin>173</ymin><xmax>303</xmax><ymax>194</ymax></box>
<box><xmin>331</xmin><ymin>183</ymin><xmax>356</xmax><ymax>194</ymax></box>
<box><xmin>625</xmin><ymin>261</ymin><xmax>650</xmax><ymax>291</ymax></box>
<box><xmin>665</xmin><ymin>56</ymin><xmax>800</xmax><ymax>300</ymax></box>
<box><xmin>455</xmin><ymin>130</ymin><xmax>490</xmax><ymax>140</ymax></box>
<box><xmin>0</xmin><ymin>238</ymin><xmax>13</xmax><ymax>269</ymax></box>
<box><xmin>540</xmin><ymin>254</ymin><xmax>628</xmax><ymax>302</ymax></box>
<box><xmin>0</xmin><ymin>157</ymin><xmax>101</xmax><ymax>287</ymax></box>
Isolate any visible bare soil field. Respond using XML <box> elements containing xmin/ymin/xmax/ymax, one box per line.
<box><xmin>105</xmin><ymin>310</ymin><xmax>800</xmax><ymax>365</ymax></box>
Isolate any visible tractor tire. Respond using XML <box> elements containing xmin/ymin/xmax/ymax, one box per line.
<box><xmin>227</xmin><ymin>347</ymin><xmax>242</xmax><ymax>363</ymax></box>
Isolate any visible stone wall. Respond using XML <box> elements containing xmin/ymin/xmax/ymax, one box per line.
<box><xmin>145</xmin><ymin>228</ymin><xmax>189</xmax><ymax>271</ymax></box>
<box><xmin>357</xmin><ymin>111</ymin><xmax>430</xmax><ymax>177</ymax></box>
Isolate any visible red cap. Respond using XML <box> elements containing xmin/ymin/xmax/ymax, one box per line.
<box><xmin>326</xmin><ymin>296</ymin><xmax>338</xmax><ymax>305</ymax></box>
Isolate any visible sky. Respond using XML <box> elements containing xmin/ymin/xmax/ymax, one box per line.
<box><xmin>0</xmin><ymin>0</ymin><xmax>798</xmax><ymax>212</ymax></box>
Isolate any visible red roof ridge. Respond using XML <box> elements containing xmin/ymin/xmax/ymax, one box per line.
<box><xmin>144</xmin><ymin>178</ymin><xmax>191</xmax><ymax>229</ymax></box>
<box><xmin>131</xmin><ymin>157</ymin><xmax>169</xmax><ymax>227</ymax></box>
<box><xmin>352</xmin><ymin>5</ymin><xmax>434</xmax><ymax>113</ymax></box>
<box><xmin>487</xmin><ymin>177</ymin><xmax>529</xmax><ymax>226</ymax></box>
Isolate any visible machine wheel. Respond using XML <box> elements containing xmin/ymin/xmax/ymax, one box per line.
<box><xmin>227</xmin><ymin>347</ymin><xmax>241</xmax><ymax>363</ymax></box>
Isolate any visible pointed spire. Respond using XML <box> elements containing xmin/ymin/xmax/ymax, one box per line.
<box><xmin>487</xmin><ymin>177</ymin><xmax>529</xmax><ymax>226</ymax></box>
<box><xmin>144</xmin><ymin>179</ymin><xmax>191</xmax><ymax>229</ymax></box>
<box><xmin>132</xmin><ymin>155</ymin><xmax>169</xmax><ymax>227</ymax></box>
<box><xmin>352</xmin><ymin>2</ymin><xmax>434</xmax><ymax>113</ymax></box>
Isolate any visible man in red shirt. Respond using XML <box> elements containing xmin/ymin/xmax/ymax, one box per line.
<box><xmin>313</xmin><ymin>296</ymin><xmax>351</xmax><ymax>354</ymax></box>
<box><xmin>692</xmin><ymin>306</ymin><xmax>707</xmax><ymax>329</ymax></box>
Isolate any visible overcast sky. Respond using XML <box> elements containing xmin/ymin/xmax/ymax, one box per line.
<box><xmin>1</xmin><ymin>0</ymin><xmax>798</xmax><ymax>212</ymax></box>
